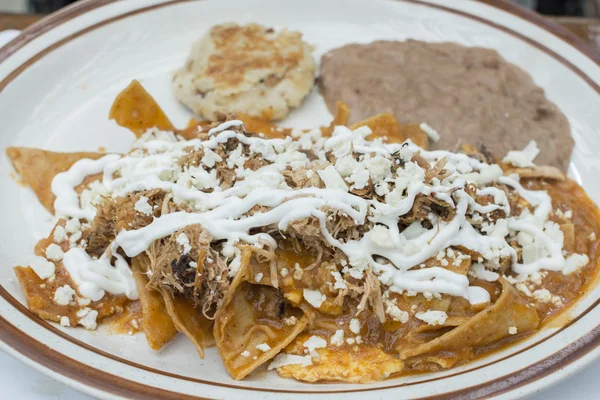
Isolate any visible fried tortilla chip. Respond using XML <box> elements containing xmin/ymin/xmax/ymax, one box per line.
<box><xmin>506</xmin><ymin>165</ymin><xmax>566</xmax><ymax>181</ymax></box>
<box><xmin>109</xmin><ymin>80</ymin><xmax>175</xmax><ymax>136</ymax></box>
<box><xmin>322</xmin><ymin>101</ymin><xmax>350</xmax><ymax>137</ymax></box>
<box><xmin>399</xmin><ymin>124</ymin><xmax>429</xmax><ymax>150</ymax></box>
<box><xmin>6</xmin><ymin>147</ymin><xmax>104</xmax><ymax>213</ymax></box>
<box><xmin>350</xmin><ymin>113</ymin><xmax>405</xmax><ymax>144</ymax></box>
<box><xmin>237</xmin><ymin>114</ymin><xmax>290</xmax><ymax>139</ymax></box>
<box><xmin>131</xmin><ymin>257</ymin><xmax>177</xmax><ymax>351</ymax></box>
<box><xmin>14</xmin><ymin>265</ymin><xmax>128</xmax><ymax>327</ymax></box>
<box><xmin>214</xmin><ymin>250</ymin><xmax>309</xmax><ymax>380</ymax></box>
<box><xmin>159</xmin><ymin>288</ymin><xmax>215</xmax><ymax>358</ymax></box>
<box><xmin>397</xmin><ymin>279</ymin><xmax>539</xmax><ymax>369</ymax></box>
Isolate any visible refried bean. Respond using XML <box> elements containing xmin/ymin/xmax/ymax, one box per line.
<box><xmin>319</xmin><ymin>40</ymin><xmax>573</xmax><ymax>170</ymax></box>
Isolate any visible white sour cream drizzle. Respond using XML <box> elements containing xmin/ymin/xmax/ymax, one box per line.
<box><xmin>62</xmin><ymin>244</ymin><xmax>137</xmax><ymax>301</ymax></box>
<box><xmin>51</xmin><ymin>122</ymin><xmax>585</xmax><ymax>304</ymax></box>
<box><xmin>51</xmin><ymin>154</ymin><xmax>121</xmax><ymax>220</ymax></box>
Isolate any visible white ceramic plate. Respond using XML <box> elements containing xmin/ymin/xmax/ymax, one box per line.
<box><xmin>1</xmin><ymin>0</ymin><xmax>600</xmax><ymax>399</ymax></box>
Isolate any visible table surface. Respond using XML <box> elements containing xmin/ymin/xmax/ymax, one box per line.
<box><xmin>1</xmin><ymin>7</ymin><xmax>600</xmax><ymax>400</ymax></box>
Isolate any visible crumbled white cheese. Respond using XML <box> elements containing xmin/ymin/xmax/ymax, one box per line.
<box><xmin>563</xmin><ymin>253</ymin><xmax>589</xmax><ymax>274</ymax></box>
<box><xmin>415</xmin><ymin>310</ymin><xmax>448</xmax><ymax>326</ymax></box>
<box><xmin>335</xmin><ymin>155</ymin><xmax>358</xmax><ymax>177</ymax></box>
<box><xmin>303</xmin><ymin>335</ymin><xmax>327</xmax><ymax>357</ymax></box>
<box><xmin>64</xmin><ymin>218</ymin><xmax>81</xmax><ymax>234</ymax></box>
<box><xmin>508</xmin><ymin>326</ymin><xmax>518</xmax><ymax>335</ymax></box>
<box><xmin>491</xmin><ymin>219</ymin><xmax>509</xmax><ymax>238</ymax></box>
<box><xmin>317</xmin><ymin>165</ymin><xmax>348</xmax><ymax>192</ymax></box>
<box><xmin>369</xmin><ymin>225</ymin><xmax>394</xmax><ymax>249</ymax></box>
<box><xmin>589</xmin><ymin>232</ymin><xmax>596</xmax><ymax>242</ymax></box>
<box><xmin>551</xmin><ymin>295</ymin><xmax>564</xmax><ymax>307</ymax></box>
<box><xmin>521</xmin><ymin>244</ymin><xmax>539</xmax><ymax>265</ymax></box>
<box><xmin>364</xmin><ymin>155</ymin><xmax>393</xmax><ymax>182</ymax></box>
<box><xmin>419</xmin><ymin>122</ymin><xmax>441</xmax><ymax>143</ymax></box>
<box><xmin>241</xmin><ymin>350</ymin><xmax>251</xmax><ymax>357</ymax></box>
<box><xmin>564</xmin><ymin>210</ymin><xmax>573</xmax><ymax>219</ymax></box>
<box><xmin>330</xmin><ymin>271</ymin><xmax>347</xmax><ymax>289</ymax></box>
<box><xmin>176</xmin><ymin>232</ymin><xmax>192</xmax><ymax>255</ymax></box>
<box><xmin>385</xmin><ymin>301</ymin><xmax>409</xmax><ymax>323</ymax></box>
<box><xmin>502</xmin><ymin>140</ymin><xmax>539</xmax><ymax>167</ymax></box>
<box><xmin>45</xmin><ymin>243</ymin><xmax>64</xmax><ymax>261</ymax></box>
<box><xmin>532</xmin><ymin>288</ymin><xmax>552</xmax><ymax>303</ymax></box>
<box><xmin>254</xmin><ymin>273</ymin><xmax>264</xmax><ymax>283</ymax></box>
<box><xmin>268</xmin><ymin>353</ymin><xmax>312</xmax><ymax>370</ymax></box>
<box><xmin>77</xmin><ymin>297</ymin><xmax>91</xmax><ymax>306</ymax></box>
<box><xmin>201</xmin><ymin>149</ymin><xmax>223</xmax><ymax>168</ymax></box>
<box><xmin>471</xmin><ymin>263</ymin><xmax>499</xmax><ymax>282</ymax></box>
<box><xmin>59</xmin><ymin>316</ymin><xmax>70</xmax><ymax>327</ymax></box>
<box><xmin>29</xmin><ymin>256</ymin><xmax>55</xmax><ymax>279</ymax></box>
<box><xmin>134</xmin><ymin>196</ymin><xmax>153</xmax><ymax>216</ymax></box>
<box><xmin>68</xmin><ymin>231</ymin><xmax>82</xmax><ymax>247</ymax></box>
<box><xmin>77</xmin><ymin>308</ymin><xmax>98</xmax><ymax>330</ymax></box>
<box><xmin>516</xmin><ymin>283</ymin><xmax>533</xmax><ymax>297</ymax></box>
<box><xmin>348</xmin><ymin>164</ymin><xmax>370</xmax><ymax>190</ymax></box>
<box><xmin>53</xmin><ymin>226</ymin><xmax>67</xmax><ymax>243</ymax></box>
<box><xmin>53</xmin><ymin>285</ymin><xmax>76</xmax><ymax>306</ymax></box>
<box><xmin>256</xmin><ymin>343</ymin><xmax>271</xmax><ymax>352</ymax></box>
<box><xmin>349</xmin><ymin>318</ymin><xmax>361</xmax><ymax>334</ymax></box>
<box><xmin>284</xmin><ymin>316</ymin><xmax>298</xmax><ymax>326</ymax></box>
<box><xmin>303</xmin><ymin>289</ymin><xmax>326</xmax><ymax>308</ymax></box>
<box><xmin>293</xmin><ymin>263</ymin><xmax>304</xmax><ymax>280</ymax></box>
<box><xmin>329</xmin><ymin>329</ymin><xmax>345</xmax><ymax>346</ymax></box>
<box><xmin>280</xmin><ymin>268</ymin><xmax>289</xmax><ymax>277</ymax></box>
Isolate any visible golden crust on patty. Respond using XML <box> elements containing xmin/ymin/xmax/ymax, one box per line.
<box><xmin>173</xmin><ymin>23</ymin><xmax>316</xmax><ymax>121</ymax></box>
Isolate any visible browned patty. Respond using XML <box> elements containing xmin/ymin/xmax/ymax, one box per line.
<box><xmin>319</xmin><ymin>40</ymin><xmax>573</xmax><ymax>170</ymax></box>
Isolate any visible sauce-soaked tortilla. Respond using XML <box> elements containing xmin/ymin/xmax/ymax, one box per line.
<box><xmin>397</xmin><ymin>279</ymin><xmax>539</xmax><ymax>370</ymax></box>
<box><xmin>131</xmin><ymin>256</ymin><xmax>178</xmax><ymax>351</ymax></box>
<box><xmin>214</xmin><ymin>249</ymin><xmax>309</xmax><ymax>380</ymax></box>
<box><xmin>5</xmin><ymin>147</ymin><xmax>104</xmax><ymax>213</ymax></box>
<box><xmin>8</xmin><ymin>79</ymin><xmax>600</xmax><ymax>384</ymax></box>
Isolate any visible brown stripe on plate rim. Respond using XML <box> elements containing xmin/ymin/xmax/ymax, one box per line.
<box><xmin>477</xmin><ymin>0</ymin><xmax>600</xmax><ymax>64</ymax></box>
<box><xmin>0</xmin><ymin>0</ymin><xmax>117</xmax><ymax>65</ymax></box>
<box><xmin>2</xmin><ymin>281</ymin><xmax>600</xmax><ymax>397</ymax></box>
<box><xmin>1</xmin><ymin>0</ymin><xmax>600</xmax><ymax>397</ymax></box>
<box><xmin>0</xmin><ymin>315</ymin><xmax>208</xmax><ymax>400</ymax></box>
<box><xmin>0</xmin><ymin>0</ymin><xmax>191</xmax><ymax>92</ymax></box>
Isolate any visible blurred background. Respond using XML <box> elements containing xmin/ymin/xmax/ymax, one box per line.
<box><xmin>4</xmin><ymin>0</ymin><xmax>598</xmax><ymax>49</ymax></box>
<box><xmin>0</xmin><ymin>0</ymin><xmax>598</xmax><ymax>51</ymax></box>
<box><xmin>0</xmin><ymin>0</ymin><xmax>599</xmax><ymax>15</ymax></box>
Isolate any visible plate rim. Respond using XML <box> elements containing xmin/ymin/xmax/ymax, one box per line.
<box><xmin>1</xmin><ymin>0</ymin><xmax>600</xmax><ymax>398</ymax></box>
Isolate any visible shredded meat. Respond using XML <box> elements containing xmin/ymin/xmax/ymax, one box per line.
<box><xmin>282</xmin><ymin>167</ymin><xmax>323</xmax><ymax>189</ymax></box>
<box><xmin>144</xmin><ymin>224</ymin><xmax>224</xmax><ymax>316</ymax></box>
<box><xmin>399</xmin><ymin>194</ymin><xmax>455</xmax><ymax>225</ymax></box>
<box><xmin>178</xmin><ymin>147</ymin><xmax>205</xmax><ymax>168</ymax></box>
<box><xmin>424</xmin><ymin>157</ymin><xmax>448</xmax><ymax>184</ymax></box>
<box><xmin>215</xmin><ymin>162</ymin><xmax>236</xmax><ymax>189</ymax></box>
<box><xmin>85</xmin><ymin>201</ymin><xmax>116</xmax><ymax>258</ymax></box>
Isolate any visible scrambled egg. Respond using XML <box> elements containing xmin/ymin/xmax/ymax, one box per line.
<box><xmin>276</xmin><ymin>340</ymin><xmax>404</xmax><ymax>383</ymax></box>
